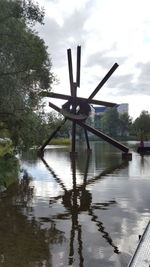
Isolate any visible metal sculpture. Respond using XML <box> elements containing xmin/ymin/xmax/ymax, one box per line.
<box><xmin>40</xmin><ymin>154</ymin><xmax>125</xmax><ymax>263</ymax></box>
<box><xmin>39</xmin><ymin>46</ymin><xmax>131</xmax><ymax>158</ymax></box>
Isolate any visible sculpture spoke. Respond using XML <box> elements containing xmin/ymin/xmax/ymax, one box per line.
<box><xmin>39</xmin><ymin>118</ymin><xmax>67</xmax><ymax>153</ymax></box>
<box><xmin>88</xmin><ymin>63</ymin><xmax>119</xmax><ymax>100</ymax></box>
<box><xmin>77</xmin><ymin>121</ymin><xmax>129</xmax><ymax>153</ymax></box>
<box><xmin>67</xmin><ymin>48</ymin><xmax>74</xmax><ymax>97</ymax></box>
<box><xmin>40</xmin><ymin>92</ymin><xmax>117</xmax><ymax>107</ymax></box>
<box><xmin>76</xmin><ymin>45</ymin><xmax>81</xmax><ymax>87</ymax></box>
<box><xmin>49</xmin><ymin>101</ymin><xmax>61</xmax><ymax>113</ymax></box>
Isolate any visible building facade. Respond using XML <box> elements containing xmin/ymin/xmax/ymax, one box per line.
<box><xmin>90</xmin><ymin>103</ymin><xmax>129</xmax><ymax>129</ymax></box>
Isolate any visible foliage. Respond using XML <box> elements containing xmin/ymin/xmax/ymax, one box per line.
<box><xmin>0</xmin><ymin>138</ymin><xmax>13</xmax><ymax>156</ymax></box>
<box><xmin>46</xmin><ymin>111</ymin><xmax>71</xmax><ymax>139</ymax></box>
<box><xmin>118</xmin><ymin>113</ymin><xmax>132</xmax><ymax>137</ymax></box>
<box><xmin>0</xmin><ymin>0</ymin><xmax>55</xmax><ymax>147</ymax></box>
<box><xmin>0</xmin><ymin>155</ymin><xmax>19</xmax><ymax>190</ymax></box>
<box><xmin>101</xmin><ymin>107</ymin><xmax>120</xmax><ymax>137</ymax></box>
<box><xmin>10</xmin><ymin>110</ymin><xmax>49</xmax><ymax>147</ymax></box>
<box><xmin>93</xmin><ymin>108</ymin><xmax>133</xmax><ymax>139</ymax></box>
<box><xmin>49</xmin><ymin>138</ymin><xmax>71</xmax><ymax>145</ymax></box>
<box><xmin>134</xmin><ymin>110</ymin><xmax>150</xmax><ymax>140</ymax></box>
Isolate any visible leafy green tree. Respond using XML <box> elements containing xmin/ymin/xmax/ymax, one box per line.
<box><xmin>118</xmin><ymin>113</ymin><xmax>132</xmax><ymax>137</ymax></box>
<box><xmin>134</xmin><ymin>110</ymin><xmax>150</xmax><ymax>140</ymax></box>
<box><xmin>13</xmin><ymin>111</ymin><xmax>48</xmax><ymax>147</ymax></box>
<box><xmin>101</xmin><ymin>107</ymin><xmax>120</xmax><ymax>137</ymax></box>
<box><xmin>0</xmin><ymin>0</ymin><xmax>55</xmax><ymax>146</ymax></box>
<box><xmin>59</xmin><ymin>120</ymin><xmax>71</xmax><ymax>138</ymax></box>
<box><xmin>46</xmin><ymin>112</ymin><xmax>71</xmax><ymax>139</ymax></box>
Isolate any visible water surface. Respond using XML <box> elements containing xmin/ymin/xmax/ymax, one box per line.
<box><xmin>0</xmin><ymin>141</ymin><xmax>150</xmax><ymax>267</ymax></box>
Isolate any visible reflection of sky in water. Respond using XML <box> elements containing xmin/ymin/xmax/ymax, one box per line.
<box><xmin>21</xmin><ymin>149</ymin><xmax>86</xmax><ymax>199</ymax></box>
<box><xmin>19</xmin><ymin>142</ymin><xmax>150</xmax><ymax>267</ymax></box>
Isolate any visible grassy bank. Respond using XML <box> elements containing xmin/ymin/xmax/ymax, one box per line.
<box><xmin>48</xmin><ymin>138</ymin><xmax>71</xmax><ymax>145</ymax></box>
<box><xmin>88</xmin><ymin>135</ymin><xmax>138</xmax><ymax>142</ymax></box>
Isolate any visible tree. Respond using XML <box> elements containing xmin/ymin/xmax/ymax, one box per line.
<box><xmin>0</xmin><ymin>0</ymin><xmax>55</xmax><ymax>146</ymax></box>
<box><xmin>9</xmin><ymin>110</ymin><xmax>49</xmax><ymax>147</ymax></box>
<box><xmin>134</xmin><ymin>110</ymin><xmax>150</xmax><ymax>140</ymax></box>
<box><xmin>101</xmin><ymin>107</ymin><xmax>120</xmax><ymax>137</ymax></box>
<box><xmin>46</xmin><ymin>112</ymin><xmax>71</xmax><ymax>139</ymax></box>
<box><xmin>118</xmin><ymin>113</ymin><xmax>132</xmax><ymax>137</ymax></box>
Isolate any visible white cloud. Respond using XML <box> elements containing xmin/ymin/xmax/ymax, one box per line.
<box><xmin>36</xmin><ymin>0</ymin><xmax>150</xmax><ymax>119</ymax></box>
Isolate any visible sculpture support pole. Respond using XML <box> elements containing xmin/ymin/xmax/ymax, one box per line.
<box><xmin>67</xmin><ymin>48</ymin><xmax>77</xmax><ymax>155</ymax></box>
<box><xmin>39</xmin><ymin>118</ymin><xmax>67</xmax><ymax>155</ymax></box>
<box><xmin>71</xmin><ymin>46</ymin><xmax>81</xmax><ymax>155</ymax></box>
<box><xmin>71</xmin><ymin>83</ymin><xmax>77</xmax><ymax>155</ymax></box>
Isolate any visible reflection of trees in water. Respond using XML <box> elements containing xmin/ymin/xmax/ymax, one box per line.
<box><xmin>0</xmin><ymin>169</ymin><xmax>66</xmax><ymax>267</ymax></box>
<box><xmin>41</xmin><ymin>155</ymin><xmax>128</xmax><ymax>266</ymax></box>
<box><xmin>15</xmin><ymin>170</ymin><xmax>34</xmax><ymax>209</ymax></box>
<box><xmin>39</xmin><ymin>217</ymin><xmax>66</xmax><ymax>245</ymax></box>
<box><xmin>19</xmin><ymin>149</ymin><xmax>39</xmax><ymax>163</ymax></box>
<box><xmin>0</xmin><ymin>156</ymin><xmax>19</xmax><ymax>191</ymax></box>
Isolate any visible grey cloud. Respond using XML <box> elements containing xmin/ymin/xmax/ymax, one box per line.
<box><xmin>84</xmin><ymin>72</ymin><xmax>134</xmax><ymax>96</ymax></box>
<box><xmin>36</xmin><ymin>1</ymin><xmax>150</xmax><ymax>97</ymax></box>
<box><xmin>36</xmin><ymin>0</ymin><xmax>92</xmax><ymax>68</ymax></box>
<box><xmin>85</xmin><ymin>49</ymin><xmax>128</xmax><ymax>69</ymax></box>
<box><xmin>136</xmin><ymin>61</ymin><xmax>150</xmax><ymax>82</ymax></box>
<box><xmin>108</xmin><ymin>74</ymin><xmax>134</xmax><ymax>89</ymax></box>
<box><xmin>133</xmin><ymin>62</ymin><xmax>150</xmax><ymax>94</ymax></box>
<box><xmin>84</xmin><ymin>61</ymin><xmax>150</xmax><ymax>96</ymax></box>
<box><xmin>87</xmin><ymin>60</ymin><xmax>150</xmax><ymax>96</ymax></box>
<box><xmin>84</xmin><ymin>50</ymin><xmax>139</xmax><ymax>97</ymax></box>
<box><xmin>37</xmin><ymin>18</ymin><xmax>67</xmax><ymax>67</ymax></box>
<box><xmin>107</xmin><ymin>74</ymin><xmax>142</xmax><ymax>96</ymax></box>
<box><xmin>107</xmin><ymin>62</ymin><xmax>150</xmax><ymax>96</ymax></box>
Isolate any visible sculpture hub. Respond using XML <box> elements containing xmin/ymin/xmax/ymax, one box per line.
<box><xmin>61</xmin><ymin>99</ymin><xmax>91</xmax><ymax>121</ymax></box>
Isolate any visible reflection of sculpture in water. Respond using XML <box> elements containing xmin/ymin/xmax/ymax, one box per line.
<box><xmin>139</xmin><ymin>155</ymin><xmax>150</xmax><ymax>175</ymax></box>
<box><xmin>41</xmin><ymin>155</ymin><xmax>128</xmax><ymax>266</ymax></box>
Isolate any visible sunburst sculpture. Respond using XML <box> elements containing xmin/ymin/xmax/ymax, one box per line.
<box><xmin>39</xmin><ymin>46</ymin><xmax>131</xmax><ymax>159</ymax></box>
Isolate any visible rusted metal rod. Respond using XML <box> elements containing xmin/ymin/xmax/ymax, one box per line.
<box><xmin>77</xmin><ymin>121</ymin><xmax>129</xmax><ymax>153</ymax></box>
<box><xmin>41</xmin><ymin>92</ymin><xmax>117</xmax><ymax>107</ymax></box>
<box><xmin>88</xmin><ymin>63</ymin><xmax>119</xmax><ymax>100</ymax></box>
<box><xmin>39</xmin><ymin>118</ymin><xmax>67</xmax><ymax>152</ymax></box>
<box><xmin>67</xmin><ymin>48</ymin><xmax>74</xmax><ymax>95</ymax></box>
<box><xmin>49</xmin><ymin>102</ymin><xmax>61</xmax><ymax>113</ymax></box>
<box><xmin>76</xmin><ymin>45</ymin><xmax>81</xmax><ymax>87</ymax></box>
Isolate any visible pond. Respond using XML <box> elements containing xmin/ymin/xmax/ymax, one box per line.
<box><xmin>0</xmin><ymin>141</ymin><xmax>150</xmax><ymax>267</ymax></box>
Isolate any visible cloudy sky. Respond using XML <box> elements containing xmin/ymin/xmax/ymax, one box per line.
<box><xmin>36</xmin><ymin>0</ymin><xmax>150</xmax><ymax>119</ymax></box>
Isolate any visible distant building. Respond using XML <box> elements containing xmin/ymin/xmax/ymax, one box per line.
<box><xmin>91</xmin><ymin>103</ymin><xmax>128</xmax><ymax>117</ymax></box>
<box><xmin>90</xmin><ymin>103</ymin><xmax>129</xmax><ymax>129</ymax></box>
<box><xmin>90</xmin><ymin>106</ymin><xmax>106</xmax><ymax>126</ymax></box>
<box><xmin>92</xmin><ymin>103</ymin><xmax>128</xmax><ymax>116</ymax></box>
<box><xmin>90</xmin><ymin>106</ymin><xmax>107</xmax><ymax>128</ymax></box>
<box><xmin>116</xmin><ymin>103</ymin><xmax>128</xmax><ymax>115</ymax></box>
